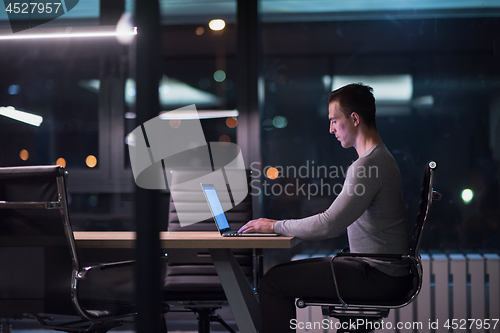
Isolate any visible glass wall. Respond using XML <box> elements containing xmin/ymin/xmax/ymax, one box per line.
<box><xmin>0</xmin><ymin>1</ymin><xmax>239</xmax><ymax>232</ymax></box>
<box><xmin>0</xmin><ymin>0</ymin><xmax>499</xmax><ymax>330</ymax></box>
<box><xmin>0</xmin><ymin>0</ymin><xmax>134</xmax><ymax>230</ymax></box>
<box><xmin>0</xmin><ymin>0</ymin><xmax>498</xmax><ymax>255</ymax></box>
<box><xmin>259</xmin><ymin>3</ymin><xmax>500</xmax><ymax>258</ymax></box>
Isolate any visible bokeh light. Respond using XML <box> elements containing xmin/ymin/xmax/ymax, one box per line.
<box><xmin>209</xmin><ymin>19</ymin><xmax>225</xmax><ymax>31</ymax></box>
<box><xmin>262</xmin><ymin>119</ymin><xmax>274</xmax><ymax>131</ymax></box>
<box><xmin>86</xmin><ymin>155</ymin><xmax>97</xmax><ymax>168</ymax></box>
<box><xmin>169</xmin><ymin>119</ymin><xmax>181</xmax><ymax>129</ymax></box>
<box><xmin>266</xmin><ymin>167</ymin><xmax>279</xmax><ymax>180</ymax></box>
<box><xmin>273</xmin><ymin>116</ymin><xmax>288</xmax><ymax>129</ymax></box>
<box><xmin>461</xmin><ymin>189</ymin><xmax>473</xmax><ymax>204</ymax></box>
<box><xmin>56</xmin><ymin>158</ymin><xmax>66</xmax><ymax>168</ymax></box>
<box><xmin>19</xmin><ymin>149</ymin><xmax>29</xmax><ymax>161</ymax></box>
<box><xmin>226</xmin><ymin>117</ymin><xmax>238</xmax><ymax>128</ymax></box>
<box><xmin>214</xmin><ymin>70</ymin><xmax>226</xmax><ymax>82</ymax></box>
<box><xmin>196</xmin><ymin>27</ymin><xmax>204</xmax><ymax>35</ymax></box>
<box><xmin>218</xmin><ymin>134</ymin><xmax>231</xmax><ymax>146</ymax></box>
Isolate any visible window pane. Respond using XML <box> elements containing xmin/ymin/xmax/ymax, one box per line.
<box><xmin>261</xmin><ymin>5</ymin><xmax>500</xmax><ymax>251</ymax></box>
<box><xmin>0</xmin><ymin>48</ymin><xmax>99</xmax><ymax>169</ymax></box>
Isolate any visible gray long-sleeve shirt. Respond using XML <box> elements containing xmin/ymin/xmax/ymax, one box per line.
<box><xmin>273</xmin><ymin>144</ymin><xmax>410</xmax><ymax>276</ymax></box>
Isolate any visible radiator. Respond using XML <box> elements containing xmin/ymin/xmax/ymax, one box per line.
<box><xmin>295</xmin><ymin>253</ymin><xmax>500</xmax><ymax>333</ymax></box>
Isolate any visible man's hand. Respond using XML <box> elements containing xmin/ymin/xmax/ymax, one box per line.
<box><xmin>238</xmin><ymin>218</ymin><xmax>278</xmax><ymax>234</ymax></box>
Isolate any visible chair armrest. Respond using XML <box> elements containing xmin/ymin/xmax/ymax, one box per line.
<box><xmin>0</xmin><ymin>201</ymin><xmax>62</xmax><ymax>209</ymax></box>
<box><xmin>77</xmin><ymin>260</ymin><xmax>135</xmax><ymax>280</ymax></box>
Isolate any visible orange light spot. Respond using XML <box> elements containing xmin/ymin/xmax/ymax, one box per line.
<box><xmin>169</xmin><ymin>119</ymin><xmax>181</xmax><ymax>129</ymax></box>
<box><xmin>196</xmin><ymin>27</ymin><xmax>204</xmax><ymax>35</ymax></box>
<box><xmin>266</xmin><ymin>167</ymin><xmax>279</xmax><ymax>179</ymax></box>
<box><xmin>86</xmin><ymin>155</ymin><xmax>97</xmax><ymax>168</ymax></box>
<box><xmin>19</xmin><ymin>149</ymin><xmax>29</xmax><ymax>161</ymax></box>
<box><xmin>218</xmin><ymin>134</ymin><xmax>231</xmax><ymax>147</ymax></box>
<box><xmin>226</xmin><ymin>117</ymin><xmax>238</xmax><ymax>128</ymax></box>
<box><xmin>56</xmin><ymin>158</ymin><xmax>66</xmax><ymax>168</ymax></box>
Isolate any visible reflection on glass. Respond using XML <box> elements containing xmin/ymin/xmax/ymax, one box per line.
<box><xmin>260</xmin><ymin>3</ymin><xmax>500</xmax><ymax>252</ymax></box>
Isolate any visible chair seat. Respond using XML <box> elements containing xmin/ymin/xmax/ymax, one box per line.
<box><xmin>299</xmin><ymin>266</ymin><xmax>419</xmax><ymax>308</ymax></box>
<box><xmin>163</xmin><ymin>275</ymin><xmax>229</xmax><ymax>301</ymax></box>
<box><xmin>79</xmin><ymin>299</ymin><xmax>136</xmax><ymax>319</ymax></box>
<box><xmin>298</xmin><ymin>294</ymin><xmax>412</xmax><ymax>308</ymax></box>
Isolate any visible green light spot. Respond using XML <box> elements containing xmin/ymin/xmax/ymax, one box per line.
<box><xmin>262</xmin><ymin>119</ymin><xmax>273</xmax><ymax>131</ymax></box>
<box><xmin>213</xmin><ymin>70</ymin><xmax>226</xmax><ymax>82</ymax></box>
<box><xmin>273</xmin><ymin>116</ymin><xmax>287</xmax><ymax>129</ymax></box>
<box><xmin>461</xmin><ymin>189</ymin><xmax>473</xmax><ymax>204</ymax></box>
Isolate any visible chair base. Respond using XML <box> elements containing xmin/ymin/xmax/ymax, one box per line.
<box><xmin>33</xmin><ymin>313</ymin><xmax>133</xmax><ymax>333</ymax></box>
<box><xmin>323</xmin><ymin>307</ymin><xmax>389</xmax><ymax>333</ymax></box>
<box><xmin>186</xmin><ymin>307</ymin><xmax>236</xmax><ymax>333</ymax></box>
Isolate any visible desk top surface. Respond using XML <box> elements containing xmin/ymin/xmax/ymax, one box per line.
<box><xmin>73</xmin><ymin>231</ymin><xmax>302</xmax><ymax>249</ymax></box>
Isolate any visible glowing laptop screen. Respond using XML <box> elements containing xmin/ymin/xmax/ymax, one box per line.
<box><xmin>201</xmin><ymin>184</ymin><xmax>230</xmax><ymax>231</ymax></box>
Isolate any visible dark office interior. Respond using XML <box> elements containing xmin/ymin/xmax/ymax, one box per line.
<box><xmin>1</xmin><ymin>1</ymin><xmax>499</xmax><ymax>332</ymax></box>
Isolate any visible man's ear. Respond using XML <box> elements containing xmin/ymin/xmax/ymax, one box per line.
<box><xmin>351</xmin><ymin>112</ymin><xmax>360</xmax><ymax>126</ymax></box>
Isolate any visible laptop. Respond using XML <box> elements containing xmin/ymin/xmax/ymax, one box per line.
<box><xmin>200</xmin><ymin>183</ymin><xmax>279</xmax><ymax>237</ymax></box>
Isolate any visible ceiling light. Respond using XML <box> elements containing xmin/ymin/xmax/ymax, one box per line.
<box><xmin>209</xmin><ymin>19</ymin><xmax>225</xmax><ymax>31</ymax></box>
<box><xmin>125</xmin><ymin>78</ymin><xmax>221</xmax><ymax>108</ymax></box>
<box><xmin>159</xmin><ymin>110</ymin><xmax>238</xmax><ymax>120</ymax></box>
<box><xmin>332</xmin><ymin>75</ymin><xmax>413</xmax><ymax>102</ymax></box>
<box><xmin>0</xmin><ymin>106</ymin><xmax>43</xmax><ymax>126</ymax></box>
<box><xmin>125</xmin><ymin>112</ymin><xmax>137</xmax><ymax>119</ymax></box>
<box><xmin>0</xmin><ymin>26</ymin><xmax>137</xmax><ymax>40</ymax></box>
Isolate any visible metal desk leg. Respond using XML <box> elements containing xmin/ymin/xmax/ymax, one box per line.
<box><xmin>209</xmin><ymin>248</ymin><xmax>262</xmax><ymax>333</ymax></box>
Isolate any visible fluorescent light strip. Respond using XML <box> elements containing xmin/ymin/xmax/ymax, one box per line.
<box><xmin>0</xmin><ymin>106</ymin><xmax>43</xmax><ymax>126</ymax></box>
<box><xmin>159</xmin><ymin>110</ymin><xmax>239</xmax><ymax>120</ymax></box>
<box><xmin>0</xmin><ymin>27</ymin><xmax>137</xmax><ymax>40</ymax></box>
<box><xmin>332</xmin><ymin>75</ymin><xmax>413</xmax><ymax>102</ymax></box>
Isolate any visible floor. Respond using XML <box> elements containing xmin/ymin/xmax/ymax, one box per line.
<box><xmin>4</xmin><ymin>306</ymin><xmax>238</xmax><ymax>333</ymax></box>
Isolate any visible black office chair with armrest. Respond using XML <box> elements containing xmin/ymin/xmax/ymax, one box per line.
<box><xmin>296</xmin><ymin>160</ymin><xmax>441</xmax><ymax>333</ymax></box>
<box><xmin>162</xmin><ymin>169</ymin><xmax>259</xmax><ymax>333</ymax></box>
<box><xmin>0</xmin><ymin>165</ymin><xmax>135</xmax><ymax>333</ymax></box>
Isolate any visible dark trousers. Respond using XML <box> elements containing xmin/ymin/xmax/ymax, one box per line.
<box><xmin>259</xmin><ymin>257</ymin><xmax>412</xmax><ymax>333</ymax></box>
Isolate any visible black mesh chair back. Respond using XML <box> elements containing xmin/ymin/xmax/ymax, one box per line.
<box><xmin>0</xmin><ymin>166</ymin><xmax>76</xmax><ymax>317</ymax></box>
<box><xmin>410</xmin><ymin>160</ymin><xmax>438</xmax><ymax>259</ymax></box>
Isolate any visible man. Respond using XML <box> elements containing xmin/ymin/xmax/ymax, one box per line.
<box><xmin>238</xmin><ymin>83</ymin><xmax>412</xmax><ymax>332</ymax></box>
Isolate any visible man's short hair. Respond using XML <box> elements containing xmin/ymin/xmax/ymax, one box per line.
<box><xmin>327</xmin><ymin>83</ymin><xmax>377</xmax><ymax>128</ymax></box>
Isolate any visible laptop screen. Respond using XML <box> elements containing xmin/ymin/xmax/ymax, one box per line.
<box><xmin>201</xmin><ymin>184</ymin><xmax>231</xmax><ymax>232</ymax></box>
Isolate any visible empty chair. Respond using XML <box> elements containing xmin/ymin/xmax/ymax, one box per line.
<box><xmin>0</xmin><ymin>165</ymin><xmax>135</xmax><ymax>333</ymax></box>
<box><xmin>163</xmin><ymin>169</ymin><xmax>259</xmax><ymax>333</ymax></box>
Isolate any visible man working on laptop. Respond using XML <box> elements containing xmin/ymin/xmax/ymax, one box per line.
<box><xmin>238</xmin><ymin>83</ymin><xmax>412</xmax><ymax>332</ymax></box>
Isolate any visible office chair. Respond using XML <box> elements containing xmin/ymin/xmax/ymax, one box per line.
<box><xmin>162</xmin><ymin>169</ymin><xmax>260</xmax><ymax>333</ymax></box>
<box><xmin>0</xmin><ymin>165</ymin><xmax>135</xmax><ymax>333</ymax></box>
<box><xmin>296</xmin><ymin>160</ymin><xmax>441</xmax><ymax>333</ymax></box>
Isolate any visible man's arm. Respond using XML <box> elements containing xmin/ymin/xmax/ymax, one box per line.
<box><xmin>240</xmin><ymin>156</ymin><xmax>382</xmax><ymax>240</ymax></box>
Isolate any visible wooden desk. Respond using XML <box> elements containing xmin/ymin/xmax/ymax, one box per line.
<box><xmin>74</xmin><ymin>231</ymin><xmax>301</xmax><ymax>249</ymax></box>
<box><xmin>73</xmin><ymin>231</ymin><xmax>301</xmax><ymax>333</ymax></box>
